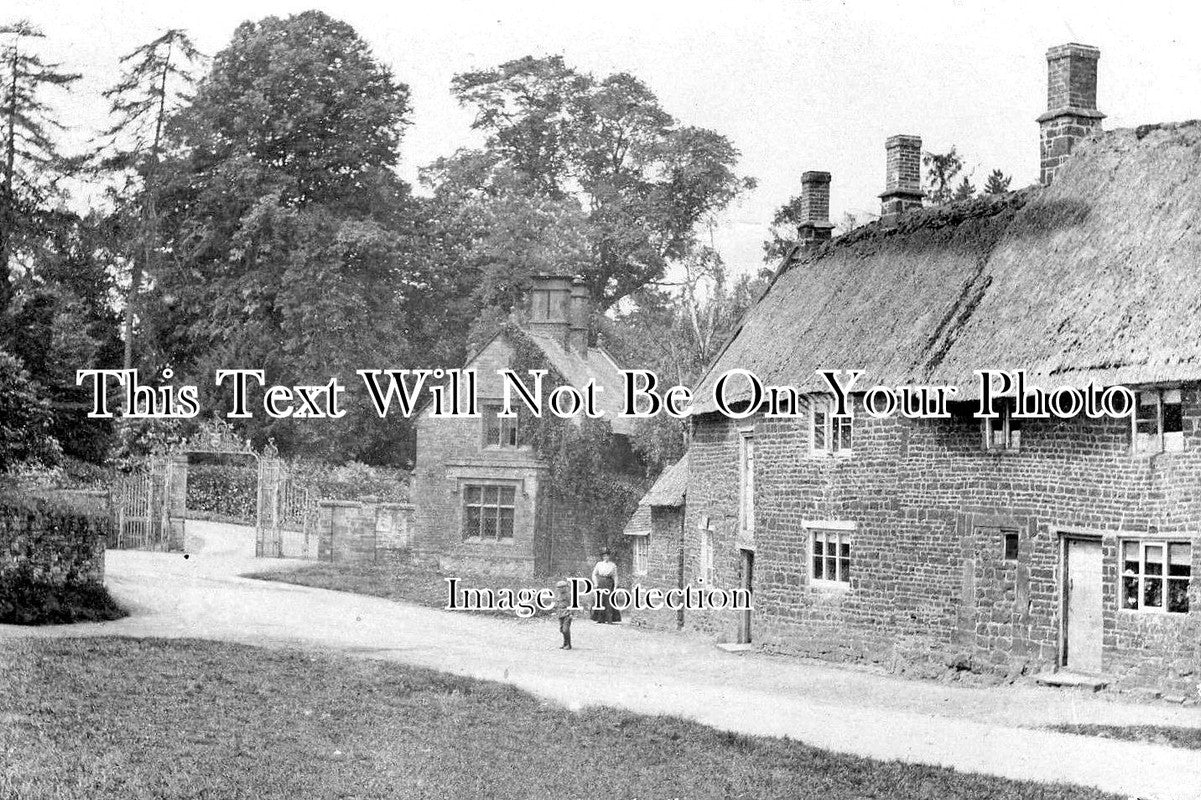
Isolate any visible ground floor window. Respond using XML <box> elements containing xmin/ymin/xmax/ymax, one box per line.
<box><xmin>810</xmin><ymin>528</ymin><xmax>851</xmax><ymax>585</ymax></box>
<box><xmin>699</xmin><ymin>527</ymin><xmax>715</xmax><ymax>585</ymax></box>
<box><xmin>632</xmin><ymin>535</ymin><xmax>649</xmax><ymax>576</ymax></box>
<box><xmin>462</xmin><ymin>484</ymin><xmax>516</xmax><ymax>540</ymax></box>
<box><xmin>1122</xmin><ymin>540</ymin><xmax>1191</xmax><ymax>613</ymax></box>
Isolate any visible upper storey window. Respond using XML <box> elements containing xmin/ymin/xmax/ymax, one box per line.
<box><xmin>1133</xmin><ymin>389</ymin><xmax>1183</xmax><ymax>454</ymax></box>
<box><xmin>811</xmin><ymin>396</ymin><xmax>852</xmax><ymax>456</ymax></box>
<box><xmin>482</xmin><ymin>403</ymin><xmax>519</xmax><ymax>449</ymax></box>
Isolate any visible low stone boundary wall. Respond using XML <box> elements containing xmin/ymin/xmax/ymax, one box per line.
<box><xmin>317</xmin><ymin>496</ymin><xmax>414</xmax><ymax>563</ymax></box>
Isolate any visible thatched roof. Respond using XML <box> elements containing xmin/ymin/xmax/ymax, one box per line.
<box><xmin>623</xmin><ymin>503</ymin><xmax>651</xmax><ymax>536</ymax></box>
<box><xmin>640</xmin><ymin>453</ymin><xmax>688</xmax><ymax>508</ymax></box>
<box><xmin>691</xmin><ymin>122</ymin><xmax>1201</xmax><ymax>412</ymax></box>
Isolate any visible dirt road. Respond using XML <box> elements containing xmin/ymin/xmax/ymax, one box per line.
<box><xmin>3</xmin><ymin>523</ymin><xmax>1199</xmax><ymax>799</ymax></box>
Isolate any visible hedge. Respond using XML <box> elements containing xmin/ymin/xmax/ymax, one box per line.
<box><xmin>0</xmin><ymin>492</ymin><xmax>126</xmax><ymax>625</ymax></box>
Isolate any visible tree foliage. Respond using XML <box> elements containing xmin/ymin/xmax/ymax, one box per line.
<box><xmin>0</xmin><ymin>21</ymin><xmax>79</xmax><ymax>320</ymax></box>
<box><xmin>608</xmin><ymin>252</ymin><xmax>768</xmax><ymax>471</ymax></box>
<box><xmin>98</xmin><ymin>28</ymin><xmax>203</xmax><ymax>371</ymax></box>
<box><xmin>141</xmin><ymin>11</ymin><xmax>440</xmax><ymax>463</ymax></box>
<box><xmin>440</xmin><ymin>55</ymin><xmax>754</xmax><ymax>313</ymax></box>
<box><xmin>923</xmin><ymin>147</ymin><xmax>963</xmax><ymax>206</ymax></box>
<box><xmin>0</xmin><ymin>350</ymin><xmax>60</xmax><ymax>471</ymax></box>
<box><xmin>983</xmin><ymin>168</ymin><xmax>1012</xmax><ymax>195</ymax></box>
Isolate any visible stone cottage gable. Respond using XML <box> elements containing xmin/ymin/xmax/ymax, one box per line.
<box><xmin>410</xmin><ymin>313</ymin><xmax>639</xmax><ymax>577</ymax></box>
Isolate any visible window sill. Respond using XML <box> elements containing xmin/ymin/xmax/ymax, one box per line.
<box><xmin>809</xmin><ymin>579</ymin><xmax>851</xmax><ymax>592</ymax></box>
<box><xmin>462</xmin><ymin>537</ymin><xmax>517</xmax><ymax>545</ymax></box>
<box><xmin>1118</xmin><ymin>607</ymin><xmax>1189</xmax><ymax>617</ymax></box>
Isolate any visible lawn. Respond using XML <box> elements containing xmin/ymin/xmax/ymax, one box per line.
<box><xmin>1048</xmin><ymin>723</ymin><xmax>1201</xmax><ymax>751</ymax></box>
<box><xmin>0</xmin><ymin>636</ymin><xmax>1122</xmax><ymax>800</ymax></box>
<box><xmin>244</xmin><ymin>559</ymin><xmax>560</xmax><ymax>620</ymax></box>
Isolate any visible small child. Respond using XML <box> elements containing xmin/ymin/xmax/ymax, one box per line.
<box><xmin>553</xmin><ymin>579</ymin><xmax>573</xmax><ymax>650</ymax></box>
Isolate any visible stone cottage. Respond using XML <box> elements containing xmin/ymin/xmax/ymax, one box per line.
<box><xmin>631</xmin><ymin>43</ymin><xmax>1201</xmax><ymax>695</ymax></box>
<box><xmin>623</xmin><ymin>453</ymin><xmax>688</xmax><ymax>626</ymax></box>
<box><xmin>410</xmin><ymin>275</ymin><xmax>637</xmax><ymax>577</ymax></box>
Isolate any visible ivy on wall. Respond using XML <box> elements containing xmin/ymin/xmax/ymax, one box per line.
<box><xmin>505</xmin><ymin>324</ymin><xmax>648</xmax><ymax>568</ymax></box>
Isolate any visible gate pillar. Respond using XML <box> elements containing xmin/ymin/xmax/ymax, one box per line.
<box><xmin>165</xmin><ymin>454</ymin><xmax>188</xmax><ymax>551</ymax></box>
<box><xmin>257</xmin><ymin>456</ymin><xmax>284</xmax><ymax>557</ymax></box>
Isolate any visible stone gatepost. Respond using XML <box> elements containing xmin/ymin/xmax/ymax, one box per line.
<box><xmin>257</xmin><ymin>457</ymin><xmax>284</xmax><ymax>557</ymax></box>
<box><xmin>165</xmin><ymin>454</ymin><xmax>188</xmax><ymax>552</ymax></box>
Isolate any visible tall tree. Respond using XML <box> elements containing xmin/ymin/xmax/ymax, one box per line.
<box><xmin>99</xmin><ymin>28</ymin><xmax>202</xmax><ymax>371</ymax></box>
<box><xmin>0</xmin><ymin>21</ymin><xmax>78</xmax><ymax>321</ymax></box>
<box><xmin>148</xmin><ymin>12</ymin><xmax>440</xmax><ymax>463</ymax></box>
<box><xmin>443</xmin><ymin>55</ymin><xmax>754</xmax><ymax>312</ymax></box>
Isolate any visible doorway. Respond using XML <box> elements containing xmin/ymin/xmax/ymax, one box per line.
<box><xmin>737</xmin><ymin>549</ymin><xmax>754</xmax><ymax>644</ymax></box>
<box><xmin>1063</xmin><ymin>536</ymin><xmax>1103</xmax><ymax>673</ymax></box>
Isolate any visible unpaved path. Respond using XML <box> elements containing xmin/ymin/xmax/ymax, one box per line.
<box><xmin>3</xmin><ymin>522</ymin><xmax>1199</xmax><ymax>799</ymax></box>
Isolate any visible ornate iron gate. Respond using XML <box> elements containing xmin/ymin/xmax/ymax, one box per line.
<box><xmin>257</xmin><ymin>450</ymin><xmax>319</xmax><ymax>559</ymax></box>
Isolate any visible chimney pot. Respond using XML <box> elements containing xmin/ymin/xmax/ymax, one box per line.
<box><xmin>797</xmin><ymin>171</ymin><xmax>834</xmax><ymax>250</ymax></box>
<box><xmin>879</xmin><ymin>134</ymin><xmax>924</xmax><ymax>223</ymax></box>
<box><xmin>567</xmin><ymin>280</ymin><xmax>591</xmax><ymax>356</ymax></box>
<box><xmin>1038</xmin><ymin>43</ymin><xmax>1104</xmax><ymax>186</ymax></box>
<box><xmin>527</xmin><ymin>274</ymin><xmax>573</xmax><ymax>345</ymax></box>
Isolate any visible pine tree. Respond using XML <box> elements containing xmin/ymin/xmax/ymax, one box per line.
<box><xmin>99</xmin><ymin>29</ymin><xmax>202</xmax><ymax>371</ymax></box>
<box><xmin>0</xmin><ymin>21</ymin><xmax>78</xmax><ymax>319</ymax></box>
<box><xmin>983</xmin><ymin>168</ymin><xmax>1013</xmax><ymax>195</ymax></box>
<box><xmin>953</xmin><ymin>175</ymin><xmax>976</xmax><ymax>201</ymax></box>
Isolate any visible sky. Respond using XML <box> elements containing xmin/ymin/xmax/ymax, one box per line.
<box><xmin>9</xmin><ymin>0</ymin><xmax>1201</xmax><ymax>277</ymax></box>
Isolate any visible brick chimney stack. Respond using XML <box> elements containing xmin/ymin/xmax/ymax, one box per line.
<box><xmin>527</xmin><ymin>274</ymin><xmax>573</xmax><ymax>344</ymax></box>
<box><xmin>1038</xmin><ymin>43</ymin><xmax>1104</xmax><ymax>186</ymax></box>
<box><xmin>567</xmin><ymin>280</ymin><xmax>591</xmax><ymax>355</ymax></box>
<box><xmin>797</xmin><ymin>171</ymin><xmax>834</xmax><ymax>249</ymax></box>
<box><xmin>879</xmin><ymin>135</ymin><xmax>924</xmax><ymax>223</ymax></box>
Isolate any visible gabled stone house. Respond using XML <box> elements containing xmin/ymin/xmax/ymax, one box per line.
<box><xmin>411</xmin><ymin>275</ymin><xmax>637</xmax><ymax>577</ymax></box>
<box><xmin>631</xmin><ymin>43</ymin><xmax>1201</xmax><ymax>695</ymax></box>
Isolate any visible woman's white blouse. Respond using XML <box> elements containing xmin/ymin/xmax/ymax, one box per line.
<box><xmin>592</xmin><ymin>560</ymin><xmax>617</xmax><ymax>580</ymax></box>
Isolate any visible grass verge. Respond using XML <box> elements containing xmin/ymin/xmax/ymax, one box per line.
<box><xmin>0</xmin><ymin>636</ymin><xmax>1121</xmax><ymax>800</ymax></box>
<box><xmin>1048</xmin><ymin>723</ymin><xmax>1201</xmax><ymax>751</ymax></box>
<box><xmin>244</xmin><ymin>560</ymin><xmax>557</xmax><ymax>620</ymax></box>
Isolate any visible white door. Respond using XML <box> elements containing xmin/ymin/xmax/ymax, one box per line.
<box><xmin>1065</xmin><ymin>538</ymin><xmax>1103</xmax><ymax>673</ymax></box>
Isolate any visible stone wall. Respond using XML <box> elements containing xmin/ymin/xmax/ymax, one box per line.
<box><xmin>410</xmin><ymin>334</ymin><xmax>636</xmax><ymax>579</ymax></box>
<box><xmin>625</xmin><ymin>505</ymin><xmax>686</xmax><ymax>630</ymax></box>
<box><xmin>411</xmin><ymin>336</ymin><xmax>545</xmax><ymax>576</ymax></box>
<box><xmin>317</xmin><ymin>497</ymin><xmax>415</xmax><ymax>563</ymax></box>
<box><xmin>661</xmin><ymin>391</ymin><xmax>1201</xmax><ymax>696</ymax></box>
<box><xmin>1</xmin><ymin>494</ymin><xmax>109</xmax><ymax>587</ymax></box>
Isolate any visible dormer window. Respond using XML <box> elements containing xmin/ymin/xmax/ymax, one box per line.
<box><xmin>1133</xmin><ymin>389</ymin><xmax>1183</xmax><ymax>454</ymax></box>
<box><xmin>982</xmin><ymin>398</ymin><xmax>1021</xmax><ymax>452</ymax></box>
<box><xmin>811</xmin><ymin>396</ymin><xmax>852</xmax><ymax>456</ymax></box>
<box><xmin>482</xmin><ymin>403</ymin><xmax>519</xmax><ymax>448</ymax></box>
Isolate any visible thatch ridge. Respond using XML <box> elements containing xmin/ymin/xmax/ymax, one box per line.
<box><xmin>691</xmin><ymin>121</ymin><xmax>1201</xmax><ymax>412</ymax></box>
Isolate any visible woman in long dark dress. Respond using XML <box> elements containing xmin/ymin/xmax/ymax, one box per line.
<box><xmin>590</xmin><ymin>548</ymin><xmax>621</xmax><ymax>623</ymax></box>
